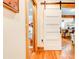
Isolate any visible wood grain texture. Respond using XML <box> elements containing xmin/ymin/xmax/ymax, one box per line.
<box><xmin>62</xmin><ymin>15</ymin><xmax>75</xmax><ymax>18</ymax></box>
<box><xmin>28</xmin><ymin>38</ymin><xmax>75</xmax><ymax>59</ymax></box>
<box><xmin>3</xmin><ymin>0</ymin><xmax>19</xmax><ymax>13</ymax></box>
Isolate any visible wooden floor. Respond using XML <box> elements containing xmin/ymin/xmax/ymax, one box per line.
<box><xmin>28</xmin><ymin>38</ymin><xmax>75</xmax><ymax>59</ymax></box>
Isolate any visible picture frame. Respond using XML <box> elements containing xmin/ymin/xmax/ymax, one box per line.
<box><xmin>3</xmin><ymin>0</ymin><xmax>19</xmax><ymax>13</ymax></box>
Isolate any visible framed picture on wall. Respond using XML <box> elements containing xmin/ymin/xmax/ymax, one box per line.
<box><xmin>3</xmin><ymin>0</ymin><xmax>19</xmax><ymax>13</ymax></box>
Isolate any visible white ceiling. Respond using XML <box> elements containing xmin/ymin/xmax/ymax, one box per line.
<box><xmin>62</xmin><ymin>0</ymin><xmax>75</xmax><ymax>2</ymax></box>
<box><xmin>38</xmin><ymin>0</ymin><xmax>75</xmax><ymax>3</ymax></box>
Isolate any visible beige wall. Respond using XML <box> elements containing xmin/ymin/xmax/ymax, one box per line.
<box><xmin>3</xmin><ymin>0</ymin><xmax>26</xmax><ymax>59</ymax></box>
<box><xmin>37</xmin><ymin>0</ymin><xmax>44</xmax><ymax>47</ymax></box>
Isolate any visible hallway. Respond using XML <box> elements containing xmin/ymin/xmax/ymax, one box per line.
<box><xmin>27</xmin><ymin>0</ymin><xmax>75</xmax><ymax>59</ymax></box>
<box><xmin>3</xmin><ymin>0</ymin><xmax>75</xmax><ymax>59</ymax></box>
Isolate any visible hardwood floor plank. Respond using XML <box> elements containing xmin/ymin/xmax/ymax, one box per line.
<box><xmin>29</xmin><ymin>38</ymin><xmax>75</xmax><ymax>59</ymax></box>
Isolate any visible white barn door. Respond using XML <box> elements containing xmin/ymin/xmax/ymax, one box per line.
<box><xmin>44</xmin><ymin>5</ymin><xmax>62</xmax><ymax>50</ymax></box>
